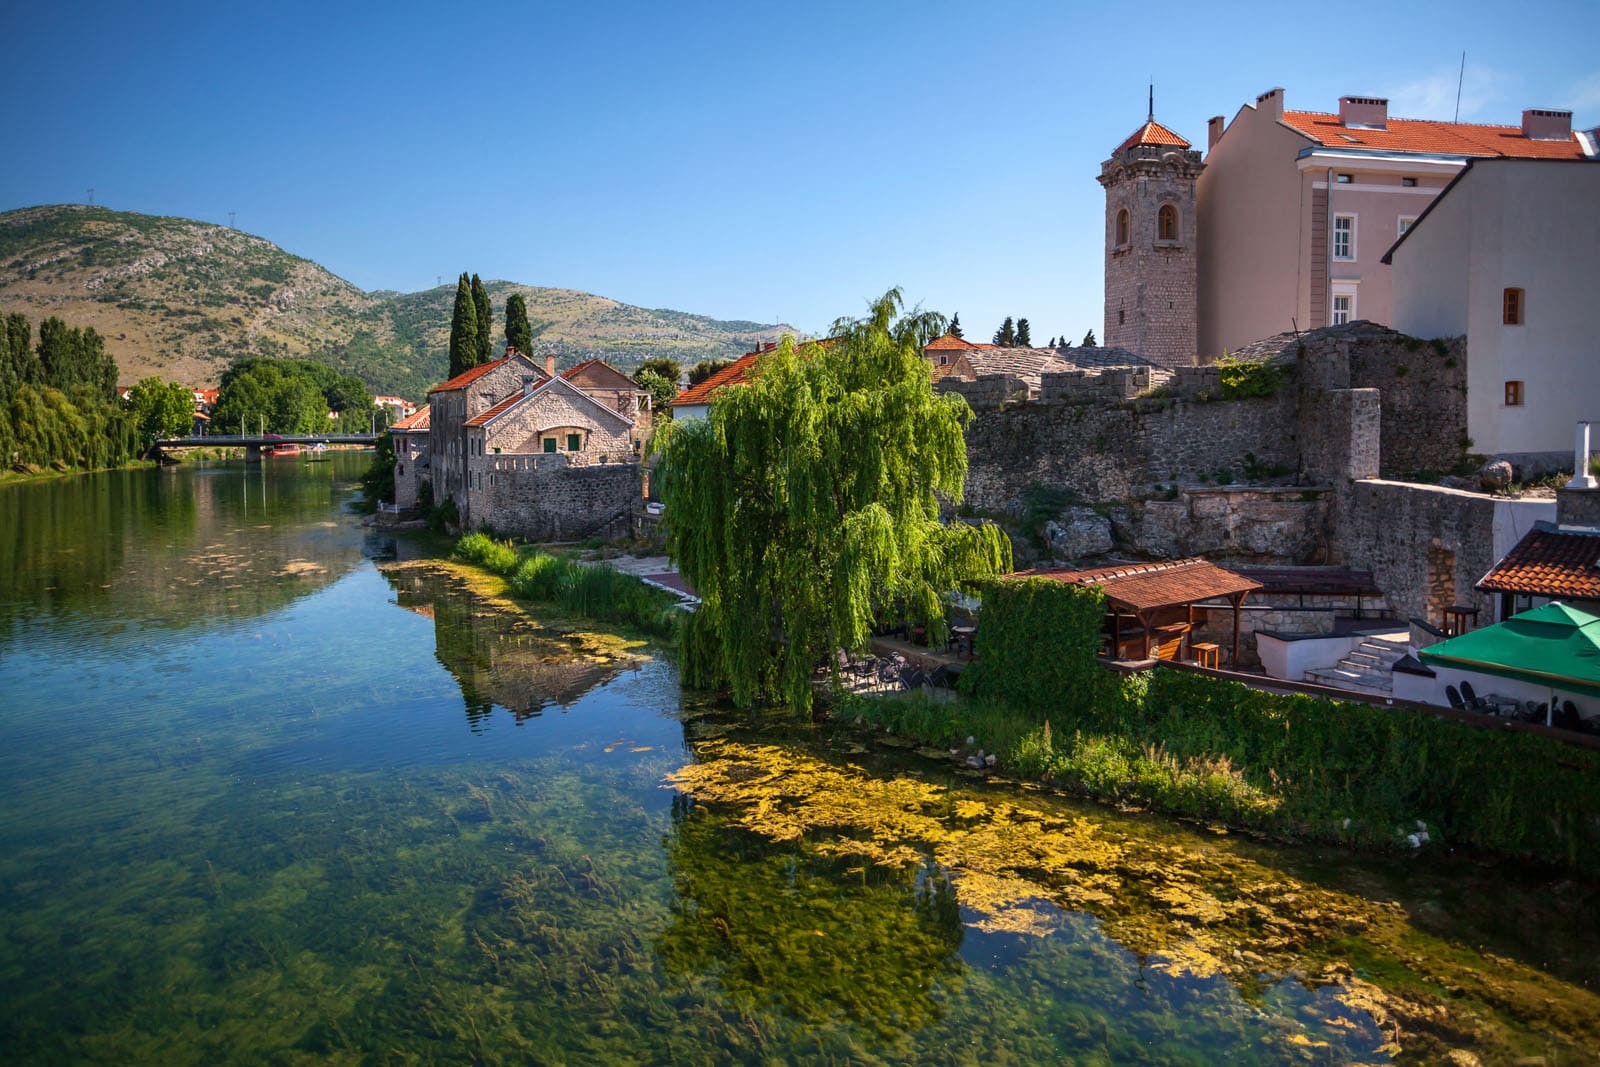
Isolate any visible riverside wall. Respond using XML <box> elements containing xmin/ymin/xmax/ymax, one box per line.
<box><xmin>474</xmin><ymin>457</ymin><xmax>641</xmax><ymax>542</ymax></box>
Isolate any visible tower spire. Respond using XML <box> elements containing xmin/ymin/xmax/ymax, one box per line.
<box><xmin>1148</xmin><ymin>83</ymin><xmax>1154</xmax><ymax>122</ymax></box>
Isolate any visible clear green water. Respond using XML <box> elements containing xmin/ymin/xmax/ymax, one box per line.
<box><xmin>2</xmin><ymin>458</ymin><xmax>1598</xmax><ymax>1064</ymax></box>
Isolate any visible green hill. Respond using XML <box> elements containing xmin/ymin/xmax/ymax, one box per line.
<box><xmin>0</xmin><ymin>205</ymin><xmax>798</xmax><ymax>400</ymax></box>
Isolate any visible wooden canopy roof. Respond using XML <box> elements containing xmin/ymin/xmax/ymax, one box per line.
<box><xmin>1012</xmin><ymin>558</ymin><xmax>1262</xmax><ymax>613</ymax></box>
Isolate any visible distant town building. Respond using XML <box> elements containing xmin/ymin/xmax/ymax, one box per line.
<box><xmin>373</xmin><ymin>395</ymin><xmax>416</xmax><ymax>421</ymax></box>
<box><xmin>1384</xmin><ymin>158</ymin><xmax>1600</xmax><ymax>463</ymax></box>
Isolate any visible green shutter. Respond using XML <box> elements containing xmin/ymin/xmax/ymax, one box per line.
<box><xmin>543</xmin><ymin>437</ymin><xmax>556</xmax><ymax>453</ymax></box>
<box><xmin>567</xmin><ymin>433</ymin><xmax>581</xmax><ymax>452</ymax></box>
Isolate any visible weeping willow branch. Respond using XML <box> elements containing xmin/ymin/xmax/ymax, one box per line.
<box><xmin>656</xmin><ymin>288</ymin><xmax>1011</xmax><ymax>713</ymax></box>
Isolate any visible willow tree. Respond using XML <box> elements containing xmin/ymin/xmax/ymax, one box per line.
<box><xmin>655</xmin><ymin>288</ymin><xmax>1011</xmax><ymax>713</ymax></box>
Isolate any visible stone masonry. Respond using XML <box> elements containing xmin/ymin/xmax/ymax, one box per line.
<box><xmin>476</xmin><ymin>458</ymin><xmax>641</xmax><ymax>542</ymax></box>
<box><xmin>1099</xmin><ymin>132</ymin><xmax>1204</xmax><ymax>368</ymax></box>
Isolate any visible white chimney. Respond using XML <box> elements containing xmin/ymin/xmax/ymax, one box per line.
<box><xmin>1522</xmin><ymin>108</ymin><xmax>1572</xmax><ymax>140</ymax></box>
<box><xmin>1339</xmin><ymin>96</ymin><xmax>1389</xmax><ymax>130</ymax></box>
<box><xmin>1568</xmin><ymin>421</ymin><xmax>1598</xmax><ymax>489</ymax></box>
<box><xmin>522</xmin><ymin>376</ymin><xmax>537</xmax><ymax>396</ymax></box>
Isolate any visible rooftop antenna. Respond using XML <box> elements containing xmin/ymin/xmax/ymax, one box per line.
<box><xmin>228</xmin><ymin>211</ymin><xmax>236</xmax><ymax>228</ymax></box>
<box><xmin>1454</xmin><ymin>51</ymin><xmax>1465</xmax><ymax>123</ymax></box>
<box><xmin>86</xmin><ymin>187</ymin><xmax>94</xmax><ymax>206</ymax></box>
<box><xmin>1148</xmin><ymin>83</ymin><xmax>1154</xmax><ymax>122</ymax></box>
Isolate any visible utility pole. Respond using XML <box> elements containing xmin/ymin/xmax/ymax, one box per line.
<box><xmin>86</xmin><ymin>187</ymin><xmax>94</xmax><ymax>206</ymax></box>
<box><xmin>228</xmin><ymin>211</ymin><xmax>236</xmax><ymax>228</ymax></box>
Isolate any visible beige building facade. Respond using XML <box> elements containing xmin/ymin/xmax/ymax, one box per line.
<box><xmin>1386</xmin><ymin>158</ymin><xmax>1600</xmax><ymax>462</ymax></box>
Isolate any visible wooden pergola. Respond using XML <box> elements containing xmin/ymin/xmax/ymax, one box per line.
<box><xmin>1013</xmin><ymin>558</ymin><xmax>1263</xmax><ymax>667</ymax></box>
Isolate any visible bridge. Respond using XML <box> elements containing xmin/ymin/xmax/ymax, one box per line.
<box><xmin>152</xmin><ymin>433</ymin><xmax>379</xmax><ymax>463</ymax></box>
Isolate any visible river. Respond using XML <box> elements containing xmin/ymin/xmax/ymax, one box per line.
<box><xmin>1</xmin><ymin>456</ymin><xmax>1596</xmax><ymax>1064</ymax></box>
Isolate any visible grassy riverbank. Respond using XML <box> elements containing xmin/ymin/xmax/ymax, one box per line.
<box><xmin>452</xmin><ymin>532</ymin><xmax>682</xmax><ymax>642</ymax></box>
<box><xmin>0</xmin><ymin>458</ymin><xmax>161</xmax><ymax>486</ymax></box>
<box><xmin>842</xmin><ymin>577</ymin><xmax>1600</xmax><ymax>876</ymax></box>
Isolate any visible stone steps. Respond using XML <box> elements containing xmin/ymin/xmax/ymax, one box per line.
<box><xmin>1303</xmin><ymin>631</ymin><xmax>1410</xmax><ymax>695</ymax></box>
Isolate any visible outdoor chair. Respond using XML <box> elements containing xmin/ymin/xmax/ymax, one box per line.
<box><xmin>899</xmin><ymin>665</ymin><xmax>930</xmax><ymax>691</ymax></box>
<box><xmin>1445</xmin><ymin>685</ymin><xmax>1465</xmax><ymax>710</ymax></box>
<box><xmin>1552</xmin><ymin>701</ymin><xmax>1580</xmax><ymax>732</ymax></box>
<box><xmin>1459</xmin><ymin>681</ymin><xmax>1480</xmax><ymax>709</ymax></box>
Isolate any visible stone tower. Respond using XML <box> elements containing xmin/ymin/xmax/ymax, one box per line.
<box><xmin>1097</xmin><ymin>110</ymin><xmax>1204</xmax><ymax>367</ymax></box>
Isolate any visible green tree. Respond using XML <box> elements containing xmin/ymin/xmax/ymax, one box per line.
<box><xmin>655</xmin><ymin>288</ymin><xmax>1011</xmax><ymax>713</ymax></box>
<box><xmin>992</xmin><ymin>316</ymin><xmax>1015</xmax><ymax>347</ymax></box>
<box><xmin>505</xmin><ymin>293</ymin><xmax>533</xmax><ymax>357</ymax></box>
<box><xmin>634</xmin><ymin>368</ymin><xmax>678</xmax><ymax>421</ymax></box>
<box><xmin>1015</xmin><ymin>318</ymin><xmax>1032</xmax><ymax>347</ymax></box>
<box><xmin>687</xmin><ymin>358</ymin><xmax>733</xmax><ymax>387</ymax></box>
<box><xmin>948</xmin><ymin>312</ymin><xmax>963</xmax><ymax>339</ymax></box>
<box><xmin>126</xmin><ymin>377</ymin><xmax>195</xmax><ymax>445</ymax></box>
<box><xmin>448</xmin><ymin>274</ymin><xmax>477</xmax><ymax>379</ymax></box>
<box><xmin>1082</xmin><ymin>330</ymin><xmax>1096</xmax><ymax>347</ymax></box>
<box><xmin>637</xmin><ymin>357</ymin><xmax>682</xmax><ymax>385</ymax></box>
<box><xmin>470</xmin><ymin>274</ymin><xmax>492</xmax><ymax>365</ymax></box>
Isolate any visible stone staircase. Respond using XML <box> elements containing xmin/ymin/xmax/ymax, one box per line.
<box><xmin>1304</xmin><ymin>634</ymin><xmax>1411</xmax><ymax>695</ymax></box>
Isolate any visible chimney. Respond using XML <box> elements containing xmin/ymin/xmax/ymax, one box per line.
<box><xmin>1522</xmin><ymin>108</ymin><xmax>1572</xmax><ymax>140</ymax></box>
<box><xmin>1207</xmin><ymin>115</ymin><xmax>1226</xmax><ymax>150</ymax></box>
<box><xmin>506</xmin><ymin>344</ymin><xmax>518</xmax><ymax>357</ymax></box>
<box><xmin>1338</xmin><ymin>96</ymin><xmax>1388</xmax><ymax>130</ymax></box>
<box><xmin>1568</xmin><ymin>421</ymin><xmax>1598</xmax><ymax>490</ymax></box>
<box><xmin>545</xmin><ymin>354</ymin><xmax>556</xmax><ymax>377</ymax></box>
<box><xmin>1255</xmin><ymin>87</ymin><xmax>1285</xmax><ymax>121</ymax></box>
<box><xmin>522</xmin><ymin>376</ymin><xmax>537</xmax><ymax>397</ymax></box>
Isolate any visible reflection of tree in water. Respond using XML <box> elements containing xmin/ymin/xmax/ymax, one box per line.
<box><xmin>656</xmin><ymin>793</ymin><xmax>964</xmax><ymax>1037</ymax></box>
<box><xmin>386</xmin><ymin>564</ymin><xmax>633</xmax><ymax>731</ymax></box>
<box><xmin>0</xmin><ymin>460</ymin><xmax>367</xmax><ymax>637</ymax></box>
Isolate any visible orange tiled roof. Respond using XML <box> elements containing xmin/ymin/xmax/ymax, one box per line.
<box><xmin>924</xmin><ymin>333</ymin><xmax>998</xmax><ymax>351</ymax></box>
<box><xmin>672</xmin><ymin>350</ymin><xmax>760</xmax><ymax>407</ymax></box>
<box><xmin>428</xmin><ymin>356</ymin><xmax>513</xmax><ymax>394</ymax></box>
<box><xmin>391</xmin><ymin>406</ymin><xmax>430</xmax><ymax>431</ymax></box>
<box><xmin>1010</xmin><ymin>558</ymin><xmax>1262</xmax><ymax>613</ymax></box>
<box><xmin>1282</xmin><ymin>111</ymin><xmax>1590</xmax><ymax>159</ymax></box>
<box><xmin>464</xmin><ymin>392</ymin><xmax>524</xmax><ymax>427</ymax></box>
<box><xmin>1478</xmin><ymin>525</ymin><xmax>1600</xmax><ymax>600</ymax></box>
<box><xmin>1115</xmin><ymin>120</ymin><xmax>1192</xmax><ymax>154</ymax></box>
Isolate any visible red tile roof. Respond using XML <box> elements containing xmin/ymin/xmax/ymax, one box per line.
<box><xmin>391</xmin><ymin>406</ymin><xmax>430</xmax><ymax>431</ymax></box>
<box><xmin>428</xmin><ymin>356</ymin><xmax>513</xmax><ymax>394</ymax></box>
<box><xmin>925</xmin><ymin>333</ymin><xmax>998</xmax><ymax>351</ymax></box>
<box><xmin>1478</xmin><ymin>526</ymin><xmax>1600</xmax><ymax>600</ymax></box>
<box><xmin>464</xmin><ymin>392</ymin><xmax>524</xmax><ymax>427</ymax></box>
<box><xmin>1282</xmin><ymin>111</ymin><xmax>1590</xmax><ymax>159</ymax></box>
<box><xmin>1115</xmin><ymin>120</ymin><xmax>1192</xmax><ymax>154</ymax></box>
<box><xmin>1010</xmin><ymin>558</ymin><xmax>1262</xmax><ymax>613</ymax></box>
<box><xmin>672</xmin><ymin>351</ymin><xmax>759</xmax><ymax>407</ymax></box>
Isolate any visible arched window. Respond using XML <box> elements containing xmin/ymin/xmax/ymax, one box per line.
<box><xmin>1157</xmin><ymin>204</ymin><xmax>1178</xmax><ymax>242</ymax></box>
<box><xmin>1115</xmin><ymin>209</ymin><xmax>1129</xmax><ymax>247</ymax></box>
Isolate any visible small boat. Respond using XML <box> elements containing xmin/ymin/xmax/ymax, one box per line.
<box><xmin>305</xmin><ymin>443</ymin><xmax>331</xmax><ymax>462</ymax></box>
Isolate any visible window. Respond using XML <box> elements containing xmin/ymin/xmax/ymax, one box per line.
<box><xmin>1157</xmin><ymin>204</ymin><xmax>1178</xmax><ymax>242</ymax></box>
<box><xmin>939</xmin><ymin>355</ymin><xmax>948</xmax><ymax>365</ymax></box>
<box><xmin>1402</xmin><ymin>177</ymin><xmax>1417</xmax><ymax>188</ymax></box>
<box><xmin>543</xmin><ymin>437</ymin><xmax>557</xmax><ymax>453</ymax></box>
<box><xmin>1333</xmin><ymin>215</ymin><xmax>1355</xmax><ymax>260</ymax></box>
<box><xmin>1115</xmin><ymin>209</ymin><xmax>1129</xmax><ymax>247</ymax></box>
<box><xmin>1503</xmin><ymin>287</ymin><xmax>1524</xmax><ymax>325</ymax></box>
<box><xmin>1335</xmin><ymin>173</ymin><xmax>1354</xmax><ymax>184</ymax></box>
<box><xmin>1118</xmin><ymin>309</ymin><xmax>1126</xmax><ymax>325</ymax></box>
<box><xmin>1332</xmin><ymin>294</ymin><xmax>1352</xmax><ymax>325</ymax></box>
<box><xmin>567</xmin><ymin>433</ymin><xmax>581</xmax><ymax>452</ymax></box>
<box><xmin>1505</xmin><ymin>380</ymin><xmax>1524</xmax><ymax>406</ymax></box>
<box><xmin>1398</xmin><ymin>216</ymin><xmax>1416</xmax><ymax>238</ymax></box>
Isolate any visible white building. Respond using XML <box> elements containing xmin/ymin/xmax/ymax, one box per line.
<box><xmin>1385</xmin><ymin>158</ymin><xmax>1600</xmax><ymax>466</ymax></box>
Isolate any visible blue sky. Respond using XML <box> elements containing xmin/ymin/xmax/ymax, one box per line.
<box><xmin>3</xmin><ymin>0</ymin><xmax>1597</xmax><ymax>344</ymax></box>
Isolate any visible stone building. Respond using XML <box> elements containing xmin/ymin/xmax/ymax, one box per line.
<box><xmin>389</xmin><ymin>405</ymin><xmax>430</xmax><ymax>509</ymax></box>
<box><xmin>1098</xmin><ymin>112</ymin><xmax>1204</xmax><ymax>368</ymax></box>
<box><xmin>413</xmin><ymin>349</ymin><xmax>651</xmax><ymax>538</ymax></box>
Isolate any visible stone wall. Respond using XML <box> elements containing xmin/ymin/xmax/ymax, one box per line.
<box><xmin>1558</xmin><ymin>486</ymin><xmax>1600</xmax><ymax>529</ymax></box>
<box><xmin>475</xmin><ymin>458</ymin><xmax>642</xmax><ymax>541</ymax></box>
<box><xmin>474</xmin><ymin>385</ymin><xmax>637</xmax><ymax>463</ymax></box>
<box><xmin>953</xmin><ymin>381</ymin><xmax>1299</xmax><ymax>515</ymax></box>
<box><xmin>1099</xmin><ymin>144</ymin><xmax>1203</xmax><ymax>367</ymax></box>
<box><xmin>393</xmin><ymin>431</ymin><xmax>429</xmax><ymax>509</ymax></box>
<box><xmin>1106</xmin><ymin>488</ymin><xmax>1331</xmax><ymax>564</ymax></box>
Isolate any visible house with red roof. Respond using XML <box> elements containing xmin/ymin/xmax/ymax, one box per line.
<box><xmin>670</xmin><ymin>341</ymin><xmax>778</xmax><ymax>420</ymax></box>
<box><xmin>414</xmin><ymin>348</ymin><xmax>650</xmax><ymax>535</ymax></box>
<box><xmin>1193</xmin><ymin>88</ymin><xmax>1597</xmax><ymax>359</ymax></box>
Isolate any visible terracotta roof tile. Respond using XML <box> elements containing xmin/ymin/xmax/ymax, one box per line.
<box><xmin>391</xmin><ymin>406</ymin><xmax>430</xmax><ymax>431</ymax></box>
<box><xmin>924</xmin><ymin>333</ymin><xmax>997</xmax><ymax>351</ymax></box>
<box><xmin>465</xmin><ymin>392</ymin><xmax>525</xmax><ymax>427</ymax></box>
<box><xmin>1010</xmin><ymin>558</ymin><xmax>1262</xmax><ymax>613</ymax></box>
<box><xmin>1282</xmin><ymin>111</ymin><xmax>1590</xmax><ymax>159</ymax></box>
<box><xmin>428</xmin><ymin>356</ymin><xmax>513</xmax><ymax>394</ymax></box>
<box><xmin>1115</xmin><ymin>120</ymin><xmax>1192</xmax><ymax>154</ymax></box>
<box><xmin>1477</xmin><ymin>524</ymin><xmax>1600</xmax><ymax>600</ymax></box>
<box><xmin>671</xmin><ymin>350</ymin><xmax>761</xmax><ymax>407</ymax></box>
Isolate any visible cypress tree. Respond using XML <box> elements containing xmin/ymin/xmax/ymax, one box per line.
<box><xmin>948</xmin><ymin>312</ymin><xmax>963</xmax><ymax>339</ymax></box>
<box><xmin>992</xmin><ymin>317</ymin><xmax>1015</xmax><ymax>347</ymax></box>
<box><xmin>448</xmin><ymin>275</ymin><xmax>477</xmax><ymax>379</ymax></box>
<box><xmin>505</xmin><ymin>293</ymin><xmax>533</xmax><ymax>357</ymax></box>
<box><xmin>1015</xmin><ymin>318</ymin><xmax>1032</xmax><ymax>347</ymax></box>
<box><xmin>1082</xmin><ymin>330</ymin><xmax>1097</xmax><ymax>347</ymax></box>
<box><xmin>471</xmin><ymin>274</ymin><xmax>492</xmax><ymax>365</ymax></box>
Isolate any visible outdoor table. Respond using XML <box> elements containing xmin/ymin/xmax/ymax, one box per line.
<box><xmin>950</xmin><ymin>625</ymin><xmax>976</xmax><ymax>659</ymax></box>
